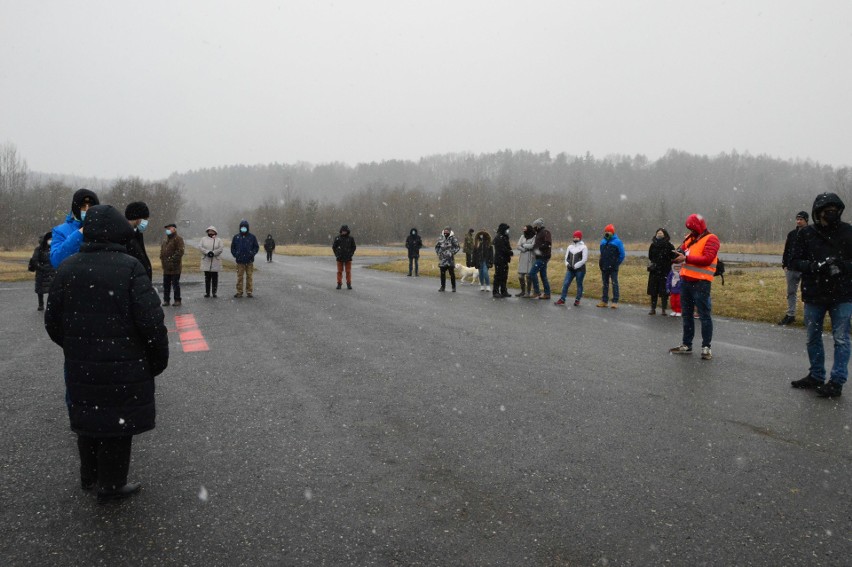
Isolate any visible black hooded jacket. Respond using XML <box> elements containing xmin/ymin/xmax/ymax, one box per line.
<box><xmin>126</xmin><ymin>229</ymin><xmax>153</xmax><ymax>281</ymax></box>
<box><xmin>791</xmin><ymin>192</ymin><xmax>852</xmax><ymax>304</ymax></box>
<box><xmin>493</xmin><ymin>224</ymin><xmax>513</xmax><ymax>265</ymax></box>
<box><xmin>647</xmin><ymin>229</ymin><xmax>675</xmax><ymax>275</ymax></box>
<box><xmin>472</xmin><ymin>230</ymin><xmax>493</xmax><ymax>267</ymax></box>
<box><xmin>332</xmin><ymin>225</ymin><xmax>357</xmax><ymax>262</ymax></box>
<box><xmin>29</xmin><ymin>231</ymin><xmax>56</xmax><ymax>294</ymax></box>
<box><xmin>405</xmin><ymin>228</ymin><xmax>423</xmax><ymax>258</ymax></box>
<box><xmin>45</xmin><ymin>205</ymin><xmax>169</xmax><ymax>437</ymax></box>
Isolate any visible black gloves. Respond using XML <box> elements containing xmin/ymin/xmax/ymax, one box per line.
<box><xmin>815</xmin><ymin>257</ymin><xmax>842</xmax><ymax>277</ymax></box>
<box><xmin>207</xmin><ymin>251</ymin><xmax>214</xmax><ymax>257</ymax></box>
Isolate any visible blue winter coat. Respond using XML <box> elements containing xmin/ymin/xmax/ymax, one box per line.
<box><xmin>51</xmin><ymin>214</ymin><xmax>85</xmax><ymax>268</ymax></box>
<box><xmin>230</xmin><ymin>221</ymin><xmax>260</xmax><ymax>264</ymax></box>
<box><xmin>599</xmin><ymin>234</ymin><xmax>626</xmax><ymax>271</ymax></box>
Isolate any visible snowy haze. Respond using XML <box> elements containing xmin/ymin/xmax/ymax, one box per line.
<box><xmin>2</xmin><ymin>0</ymin><xmax>851</xmax><ymax>180</ymax></box>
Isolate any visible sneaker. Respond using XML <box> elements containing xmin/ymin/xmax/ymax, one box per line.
<box><xmin>596</xmin><ymin>302</ymin><xmax>608</xmax><ymax>308</ymax></box>
<box><xmin>816</xmin><ymin>381</ymin><xmax>843</xmax><ymax>398</ymax></box>
<box><xmin>701</xmin><ymin>346</ymin><xmax>712</xmax><ymax>360</ymax></box>
<box><xmin>778</xmin><ymin>315</ymin><xmax>795</xmax><ymax>326</ymax></box>
<box><xmin>791</xmin><ymin>375</ymin><xmax>823</xmax><ymax>389</ymax></box>
<box><xmin>172</xmin><ymin>300</ymin><xmax>182</xmax><ymax>307</ymax></box>
<box><xmin>486</xmin><ymin>285</ymin><xmax>491</xmax><ymax>292</ymax></box>
<box><xmin>554</xmin><ymin>299</ymin><xmax>566</xmax><ymax>305</ymax></box>
<box><xmin>204</xmin><ymin>294</ymin><xmax>210</xmax><ymax>298</ymax></box>
<box><xmin>538</xmin><ymin>294</ymin><xmax>551</xmax><ymax>300</ymax></box>
<box><xmin>233</xmin><ymin>294</ymin><xmax>242</xmax><ymax>298</ymax></box>
<box><xmin>247</xmin><ymin>293</ymin><xmax>252</xmax><ymax>298</ymax></box>
<box><xmin>669</xmin><ymin>344</ymin><xmax>692</xmax><ymax>354</ymax></box>
<box><xmin>660</xmin><ymin>309</ymin><xmax>668</xmax><ymax>316</ymax></box>
<box><xmin>610</xmin><ymin>303</ymin><xmax>618</xmax><ymax>309</ymax></box>
<box><xmin>451</xmin><ymin>287</ymin><xmax>456</xmax><ymax>292</ymax></box>
<box><xmin>573</xmin><ymin>299</ymin><xmax>580</xmax><ymax>307</ymax></box>
<box><xmin>480</xmin><ymin>285</ymin><xmax>485</xmax><ymax>291</ymax></box>
<box><xmin>674</xmin><ymin>312</ymin><xmax>682</xmax><ymax>317</ymax></box>
<box><xmin>212</xmin><ymin>293</ymin><xmax>217</xmax><ymax>298</ymax></box>
<box><xmin>500</xmin><ymin>291</ymin><xmax>511</xmax><ymax>297</ymax></box>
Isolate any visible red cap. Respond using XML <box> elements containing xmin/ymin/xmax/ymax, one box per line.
<box><xmin>605</xmin><ymin>224</ymin><xmax>615</xmax><ymax>234</ymax></box>
<box><xmin>573</xmin><ymin>230</ymin><xmax>582</xmax><ymax>239</ymax></box>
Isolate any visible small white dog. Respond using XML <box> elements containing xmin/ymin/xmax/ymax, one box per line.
<box><xmin>455</xmin><ymin>263</ymin><xmax>478</xmax><ymax>284</ymax></box>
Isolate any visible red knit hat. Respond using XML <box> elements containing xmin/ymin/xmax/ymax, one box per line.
<box><xmin>604</xmin><ymin>224</ymin><xmax>615</xmax><ymax>234</ymax></box>
<box><xmin>573</xmin><ymin>230</ymin><xmax>582</xmax><ymax>239</ymax></box>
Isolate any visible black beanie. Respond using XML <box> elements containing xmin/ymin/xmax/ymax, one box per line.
<box><xmin>125</xmin><ymin>201</ymin><xmax>150</xmax><ymax>220</ymax></box>
<box><xmin>796</xmin><ymin>210</ymin><xmax>809</xmax><ymax>221</ymax></box>
<box><xmin>71</xmin><ymin>188</ymin><xmax>99</xmax><ymax>220</ymax></box>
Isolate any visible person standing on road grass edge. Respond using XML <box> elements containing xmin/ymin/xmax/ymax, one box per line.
<box><xmin>160</xmin><ymin>223</ymin><xmax>184</xmax><ymax>307</ymax></box>
<box><xmin>405</xmin><ymin>228</ymin><xmax>423</xmax><ymax>277</ymax></box>
<box><xmin>779</xmin><ymin>211</ymin><xmax>809</xmax><ymax>325</ymax></box>
<box><xmin>790</xmin><ymin>193</ymin><xmax>852</xmax><ymax>398</ymax></box>
<box><xmin>597</xmin><ymin>223</ymin><xmax>625</xmax><ymax>308</ymax></box>
<box><xmin>527</xmin><ymin>218</ymin><xmax>552</xmax><ymax>299</ymax></box>
<box><xmin>436</xmin><ymin>227</ymin><xmax>460</xmax><ymax>292</ymax></box>
<box><xmin>231</xmin><ymin>220</ymin><xmax>260</xmax><ymax>297</ymax></box>
<box><xmin>492</xmin><ymin>223</ymin><xmax>513</xmax><ymax>298</ymax></box>
<box><xmin>669</xmin><ymin>214</ymin><xmax>720</xmax><ymax>360</ymax></box>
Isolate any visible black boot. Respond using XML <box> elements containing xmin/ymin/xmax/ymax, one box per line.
<box><xmin>515</xmin><ymin>277</ymin><xmax>526</xmax><ymax>297</ymax></box>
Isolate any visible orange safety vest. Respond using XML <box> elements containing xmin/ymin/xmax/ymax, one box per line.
<box><xmin>680</xmin><ymin>233</ymin><xmax>718</xmax><ymax>282</ymax></box>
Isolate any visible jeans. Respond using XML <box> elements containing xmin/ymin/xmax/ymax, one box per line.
<box><xmin>479</xmin><ymin>261</ymin><xmax>491</xmax><ymax>286</ymax></box>
<box><xmin>163</xmin><ymin>273</ymin><xmax>181</xmax><ymax>302</ymax></box>
<box><xmin>804</xmin><ymin>302</ymin><xmax>852</xmax><ymax>385</ymax></box>
<box><xmin>529</xmin><ymin>259</ymin><xmax>550</xmax><ymax>295</ymax></box>
<box><xmin>408</xmin><ymin>257</ymin><xmax>419</xmax><ymax>275</ymax></box>
<box><xmin>785</xmin><ymin>269</ymin><xmax>802</xmax><ymax>317</ymax></box>
<box><xmin>601</xmin><ymin>269</ymin><xmax>619</xmax><ymax>303</ymax></box>
<box><xmin>559</xmin><ymin>269</ymin><xmax>585</xmax><ymax>301</ymax></box>
<box><xmin>680</xmin><ymin>279</ymin><xmax>713</xmax><ymax>348</ymax></box>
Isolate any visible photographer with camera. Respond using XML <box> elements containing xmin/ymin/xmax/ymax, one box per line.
<box><xmin>790</xmin><ymin>193</ymin><xmax>852</xmax><ymax>398</ymax></box>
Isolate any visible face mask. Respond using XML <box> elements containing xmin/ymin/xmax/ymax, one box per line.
<box><xmin>80</xmin><ymin>210</ymin><xmax>86</xmax><ymax>221</ymax></box>
<box><xmin>822</xmin><ymin>210</ymin><xmax>841</xmax><ymax>224</ymax></box>
<box><xmin>240</xmin><ymin>227</ymin><xmax>248</xmax><ymax>233</ymax></box>
<box><xmin>573</xmin><ymin>239</ymin><xmax>580</xmax><ymax>243</ymax></box>
<box><xmin>47</xmin><ymin>240</ymin><xmax>52</xmax><ymax>246</ymax></box>
<box><xmin>165</xmin><ymin>229</ymin><xmax>172</xmax><ymax>236</ymax></box>
<box><xmin>138</xmin><ymin>219</ymin><xmax>149</xmax><ymax>232</ymax></box>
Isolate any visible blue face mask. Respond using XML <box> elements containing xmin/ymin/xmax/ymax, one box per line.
<box><xmin>80</xmin><ymin>210</ymin><xmax>86</xmax><ymax>221</ymax></box>
<box><xmin>138</xmin><ymin>219</ymin><xmax>149</xmax><ymax>232</ymax></box>
<box><xmin>240</xmin><ymin>227</ymin><xmax>247</xmax><ymax>233</ymax></box>
<box><xmin>165</xmin><ymin>229</ymin><xmax>172</xmax><ymax>237</ymax></box>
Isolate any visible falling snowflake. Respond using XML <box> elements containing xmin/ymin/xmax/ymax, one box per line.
<box><xmin>304</xmin><ymin>488</ymin><xmax>313</xmax><ymax>500</ymax></box>
<box><xmin>198</xmin><ymin>486</ymin><xmax>209</xmax><ymax>502</ymax></box>
<box><xmin>118</xmin><ymin>418</ymin><xmax>125</xmax><ymax>425</ymax></box>
<box><xmin>620</xmin><ymin>194</ymin><xmax>627</xmax><ymax>201</ymax></box>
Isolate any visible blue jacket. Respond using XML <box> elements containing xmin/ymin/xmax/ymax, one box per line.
<box><xmin>51</xmin><ymin>214</ymin><xmax>85</xmax><ymax>268</ymax></box>
<box><xmin>599</xmin><ymin>234</ymin><xmax>625</xmax><ymax>271</ymax></box>
<box><xmin>230</xmin><ymin>220</ymin><xmax>259</xmax><ymax>264</ymax></box>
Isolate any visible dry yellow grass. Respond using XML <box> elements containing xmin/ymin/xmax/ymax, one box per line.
<box><xmin>370</xmin><ymin>256</ymin><xmax>802</xmax><ymax>325</ymax></box>
<box><xmin>277</xmin><ymin>244</ymin><xmax>406</xmax><ymax>258</ymax></box>
<box><xmin>619</xmin><ymin>241</ymin><xmax>782</xmax><ymax>255</ymax></box>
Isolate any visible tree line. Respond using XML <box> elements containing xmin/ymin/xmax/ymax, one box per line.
<box><xmin>3</xmin><ymin>142</ymin><xmax>851</xmax><ymax>248</ymax></box>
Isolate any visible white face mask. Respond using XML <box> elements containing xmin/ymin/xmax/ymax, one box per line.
<box><xmin>165</xmin><ymin>229</ymin><xmax>172</xmax><ymax>236</ymax></box>
<box><xmin>47</xmin><ymin>239</ymin><xmax>52</xmax><ymax>246</ymax></box>
<box><xmin>138</xmin><ymin>219</ymin><xmax>149</xmax><ymax>232</ymax></box>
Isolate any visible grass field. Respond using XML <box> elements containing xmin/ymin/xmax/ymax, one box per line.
<box><xmin>370</xmin><ymin>255</ymin><xmax>801</xmax><ymax>326</ymax></box>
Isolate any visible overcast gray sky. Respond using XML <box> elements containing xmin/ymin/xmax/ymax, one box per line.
<box><xmin>2</xmin><ymin>0</ymin><xmax>850</xmax><ymax>179</ymax></box>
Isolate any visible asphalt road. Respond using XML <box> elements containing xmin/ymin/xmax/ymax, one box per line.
<box><xmin>1</xmin><ymin>253</ymin><xmax>849</xmax><ymax>566</ymax></box>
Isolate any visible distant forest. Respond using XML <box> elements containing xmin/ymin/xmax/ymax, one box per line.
<box><xmin>2</xmin><ymin>145</ymin><xmax>851</xmax><ymax>247</ymax></box>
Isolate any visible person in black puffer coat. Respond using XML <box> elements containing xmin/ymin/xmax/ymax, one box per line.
<box><xmin>45</xmin><ymin>204</ymin><xmax>169</xmax><ymax>501</ymax></box>
<box><xmin>790</xmin><ymin>192</ymin><xmax>852</xmax><ymax>398</ymax></box>
<box><xmin>405</xmin><ymin>228</ymin><xmax>423</xmax><ymax>277</ymax></box>
<box><xmin>332</xmin><ymin>225</ymin><xmax>357</xmax><ymax>289</ymax></box>
<box><xmin>492</xmin><ymin>223</ymin><xmax>513</xmax><ymax>297</ymax></box>
<box><xmin>28</xmin><ymin>231</ymin><xmax>56</xmax><ymax>311</ymax></box>
<box><xmin>647</xmin><ymin>228</ymin><xmax>675</xmax><ymax>315</ymax></box>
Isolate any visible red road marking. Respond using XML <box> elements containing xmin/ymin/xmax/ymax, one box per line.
<box><xmin>174</xmin><ymin>314</ymin><xmax>210</xmax><ymax>353</ymax></box>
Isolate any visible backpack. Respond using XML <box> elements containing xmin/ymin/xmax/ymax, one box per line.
<box><xmin>714</xmin><ymin>259</ymin><xmax>725</xmax><ymax>285</ymax></box>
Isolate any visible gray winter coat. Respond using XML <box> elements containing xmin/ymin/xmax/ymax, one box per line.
<box><xmin>516</xmin><ymin>234</ymin><xmax>535</xmax><ymax>274</ymax></box>
<box><xmin>435</xmin><ymin>232</ymin><xmax>460</xmax><ymax>268</ymax></box>
<box><xmin>199</xmin><ymin>235</ymin><xmax>224</xmax><ymax>272</ymax></box>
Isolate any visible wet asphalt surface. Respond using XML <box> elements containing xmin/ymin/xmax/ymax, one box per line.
<box><xmin>1</xmin><ymin>253</ymin><xmax>849</xmax><ymax>566</ymax></box>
